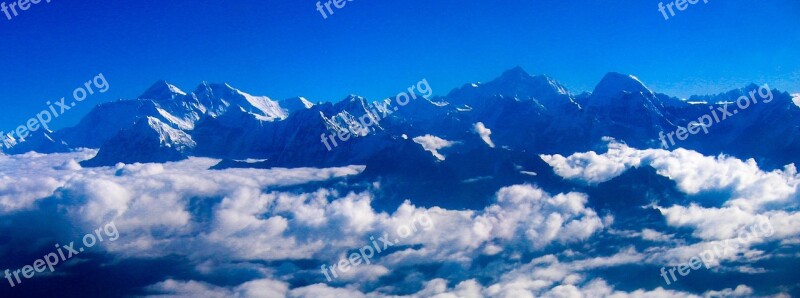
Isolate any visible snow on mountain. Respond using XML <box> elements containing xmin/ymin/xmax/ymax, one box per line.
<box><xmin>144</xmin><ymin>116</ymin><xmax>197</xmax><ymax>149</ymax></box>
<box><xmin>321</xmin><ymin>95</ymin><xmax>384</xmax><ymax>138</ymax></box>
<box><xmin>1</xmin><ymin>129</ymin><xmax>69</xmax><ymax>154</ymax></box>
<box><xmin>154</xmin><ymin>106</ymin><xmax>198</xmax><ymax>131</ymax></box>
<box><xmin>38</xmin><ymin>81</ymin><xmax>296</xmax><ymax>153</ymax></box>
<box><xmin>190</xmin><ymin>82</ymin><xmax>287</xmax><ymax>121</ymax></box>
<box><xmin>82</xmin><ymin>117</ymin><xmax>196</xmax><ymax>166</ymax></box>
<box><xmin>7</xmin><ymin>67</ymin><xmax>798</xmax><ymax>171</ymax></box>
<box><xmin>235</xmin><ymin>90</ymin><xmax>288</xmax><ymax>121</ymax></box>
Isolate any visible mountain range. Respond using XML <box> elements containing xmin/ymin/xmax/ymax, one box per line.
<box><xmin>4</xmin><ymin>67</ymin><xmax>798</xmax><ymax>179</ymax></box>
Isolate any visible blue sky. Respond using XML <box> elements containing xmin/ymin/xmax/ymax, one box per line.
<box><xmin>0</xmin><ymin>0</ymin><xmax>798</xmax><ymax>130</ymax></box>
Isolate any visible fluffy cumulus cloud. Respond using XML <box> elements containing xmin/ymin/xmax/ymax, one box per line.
<box><xmin>540</xmin><ymin>142</ymin><xmax>641</xmax><ymax>184</ymax></box>
<box><xmin>541</xmin><ymin>140</ymin><xmax>800</xmax><ymax>283</ymax></box>
<box><xmin>116</xmin><ymin>182</ymin><xmax>602</xmax><ymax>264</ymax></box>
<box><xmin>541</xmin><ymin>140</ymin><xmax>800</xmax><ymax>212</ymax></box>
<box><xmin>0</xmin><ymin>150</ymin><xmax>629</xmax><ymax>297</ymax></box>
<box><xmin>476</xmin><ymin>185</ymin><xmax>603</xmax><ymax>250</ymax></box>
<box><xmin>0</xmin><ymin>150</ymin><xmax>96</xmax><ymax>213</ymax></box>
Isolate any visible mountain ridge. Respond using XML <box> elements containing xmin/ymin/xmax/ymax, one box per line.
<box><xmin>2</xmin><ymin>68</ymin><xmax>797</xmax><ymax>172</ymax></box>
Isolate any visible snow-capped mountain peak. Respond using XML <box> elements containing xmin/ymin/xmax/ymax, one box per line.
<box><xmin>143</xmin><ymin>116</ymin><xmax>196</xmax><ymax>148</ymax></box>
<box><xmin>189</xmin><ymin>82</ymin><xmax>287</xmax><ymax>121</ymax></box>
<box><xmin>14</xmin><ymin>67</ymin><xmax>799</xmax><ymax>171</ymax></box>
<box><xmin>139</xmin><ymin>80</ymin><xmax>187</xmax><ymax>100</ymax></box>
<box><xmin>234</xmin><ymin>90</ymin><xmax>287</xmax><ymax>121</ymax></box>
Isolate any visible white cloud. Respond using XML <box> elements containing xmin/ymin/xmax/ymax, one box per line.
<box><xmin>541</xmin><ymin>141</ymin><xmax>800</xmax><ymax>212</ymax></box>
<box><xmin>473</xmin><ymin>122</ymin><xmax>495</xmax><ymax>148</ymax></box>
<box><xmin>378</xmin><ymin>185</ymin><xmax>604</xmax><ymax>265</ymax></box>
<box><xmin>652</xmin><ymin>203</ymin><xmax>800</xmax><ymax>249</ymax></box>
<box><xmin>289</xmin><ymin>284</ymin><xmax>367</xmax><ymax>298</ymax></box>
<box><xmin>640</xmin><ymin>228</ymin><xmax>673</xmax><ymax>242</ymax></box>
<box><xmin>3</xmin><ymin>147</ymin><xmax>793</xmax><ymax>298</ymax></box>
<box><xmin>147</xmin><ymin>252</ymin><xmax>757</xmax><ymax>298</ymax></box>
<box><xmin>0</xmin><ymin>150</ymin><xmax>96</xmax><ymax>213</ymax></box>
<box><xmin>147</xmin><ymin>278</ymin><xmax>290</xmax><ymax>298</ymax></box>
<box><xmin>330</xmin><ymin>264</ymin><xmax>390</xmax><ymax>283</ymax></box>
<box><xmin>147</xmin><ymin>279</ymin><xmax>235</xmax><ymax>298</ymax></box>
<box><xmin>237</xmin><ymin>279</ymin><xmax>291</xmax><ymax>298</ymax></box>
<box><xmin>541</xmin><ymin>141</ymin><xmax>800</xmax><ymax>273</ymax></box>
<box><xmin>394</xmin><ymin>250</ymin><xmax>738</xmax><ymax>298</ymax></box>
<box><xmin>413</xmin><ymin>135</ymin><xmax>454</xmax><ymax>161</ymax></box>
<box><xmin>540</xmin><ymin>142</ymin><xmax>641</xmax><ymax>184</ymax></box>
<box><xmin>0</xmin><ymin>149</ymin><xmax>609</xmax><ymax>270</ymax></box>
<box><xmin>481</xmin><ymin>185</ymin><xmax>604</xmax><ymax>249</ymax></box>
<box><xmin>702</xmin><ymin>285</ymin><xmax>754</xmax><ymax>298</ymax></box>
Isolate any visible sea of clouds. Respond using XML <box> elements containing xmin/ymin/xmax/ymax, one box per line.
<box><xmin>0</xmin><ymin>140</ymin><xmax>797</xmax><ymax>297</ymax></box>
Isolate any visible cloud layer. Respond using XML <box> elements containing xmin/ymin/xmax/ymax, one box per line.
<box><xmin>0</xmin><ymin>144</ymin><xmax>797</xmax><ymax>297</ymax></box>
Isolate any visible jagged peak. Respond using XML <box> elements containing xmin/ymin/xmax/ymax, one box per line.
<box><xmin>139</xmin><ymin>80</ymin><xmax>186</xmax><ymax>100</ymax></box>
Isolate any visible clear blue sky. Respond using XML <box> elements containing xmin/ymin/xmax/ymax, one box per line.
<box><xmin>0</xmin><ymin>0</ymin><xmax>798</xmax><ymax>130</ymax></box>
